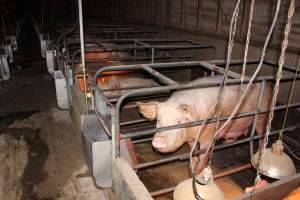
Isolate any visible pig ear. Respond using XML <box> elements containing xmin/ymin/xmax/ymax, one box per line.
<box><xmin>137</xmin><ymin>101</ymin><xmax>160</xmax><ymax>120</ymax></box>
<box><xmin>177</xmin><ymin>104</ymin><xmax>193</xmax><ymax>114</ymax></box>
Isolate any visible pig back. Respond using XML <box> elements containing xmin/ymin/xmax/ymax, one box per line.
<box><xmin>168</xmin><ymin>81</ymin><xmax>271</xmax><ymax>119</ymax></box>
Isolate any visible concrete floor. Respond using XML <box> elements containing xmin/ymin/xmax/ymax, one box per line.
<box><xmin>0</xmin><ymin>22</ymin><xmax>112</xmax><ymax>200</ymax></box>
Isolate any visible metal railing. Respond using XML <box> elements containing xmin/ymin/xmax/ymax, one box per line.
<box><xmin>92</xmin><ymin>59</ymin><xmax>300</xmax><ymax>196</ymax></box>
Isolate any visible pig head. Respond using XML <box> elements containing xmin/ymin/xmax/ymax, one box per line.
<box><xmin>137</xmin><ymin>101</ymin><xmax>197</xmax><ymax>153</ymax></box>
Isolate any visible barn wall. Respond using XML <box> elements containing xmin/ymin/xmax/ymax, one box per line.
<box><xmin>116</xmin><ymin>0</ymin><xmax>300</xmax><ymax>52</ymax></box>
<box><xmin>115</xmin><ymin>0</ymin><xmax>300</xmax><ymax>103</ymax></box>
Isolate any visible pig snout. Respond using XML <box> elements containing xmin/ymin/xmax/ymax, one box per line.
<box><xmin>152</xmin><ymin>136</ymin><xmax>168</xmax><ymax>149</ymax></box>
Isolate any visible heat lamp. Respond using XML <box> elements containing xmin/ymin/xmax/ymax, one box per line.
<box><xmin>251</xmin><ymin>140</ymin><xmax>296</xmax><ymax>179</ymax></box>
<box><xmin>173</xmin><ymin>167</ymin><xmax>225</xmax><ymax>200</ymax></box>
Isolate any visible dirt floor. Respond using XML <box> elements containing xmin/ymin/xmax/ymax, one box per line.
<box><xmin>0</xmin><ymin>22</ymin><xmax>112</xmax><ymax>200</ymax></box>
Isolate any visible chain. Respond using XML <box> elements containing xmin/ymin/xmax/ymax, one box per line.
<box><xmin>241</xmin><ymin>0</ymin><xmax>255</xmax><ymax>86</ymax></box>
<box><xmin>255</xmin><ymin>0</ymin><xmax>295</xmax><ymax>183</ymax></box>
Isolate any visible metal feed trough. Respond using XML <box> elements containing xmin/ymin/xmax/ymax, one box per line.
<box><xmin>81</xmin><ymin>59</ymin><xmax>300</xmax><ymax>197</ymax></box>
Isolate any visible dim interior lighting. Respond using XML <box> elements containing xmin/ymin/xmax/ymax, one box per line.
<box><xmin>174</xmin><ymin>167</ymin><xmax>225</xmax><ymax>200</ymax></box>
<box><xmin>251</xmin><ymin>140</ymin><xmax>296</xmax><ymax>179</ymax></box>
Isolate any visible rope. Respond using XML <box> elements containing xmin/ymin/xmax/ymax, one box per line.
<box><xmin>241</xmin><ymin>0</ymin><xmax>255</xmax><ymax>85</ymax></box>
<box><xmin>212</xmin><ymin>0</ymin><xmax>242</xmax><ymax>160</ymax></box>
<box><xmin>256</xmin><ymin>0</ymin><xmax>295</xmax><ymax>181</ymax></box>
<box><xmin>190</xmin><ymin>0</ymin><xmax>242</xmax><ymax>174</ymax></box>
<box><xmin>194</xmin><ymin>0</ymin><xmax>281</xmax><ymax>184</ymax></box>
<box><xmin>279</xmin><ymin>42</ymin><xmax>299</xmax><ymax>141</ymax></box>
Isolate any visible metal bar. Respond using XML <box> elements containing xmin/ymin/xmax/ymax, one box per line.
<box><xmin>121</xmin><ymin>102</ymin><xmax>300</xmax><ymax>139</ymax></box>
<box><xmin>82</xmin><ymin>55</ymin><xmax>192</xmax><ymax>63</ymax></box>
<box><xmin>132</xmin><ymin>137</ymin><xmax>153</xmax><ymax>144</ymax></box>
<box><xmin>141</xmin><ymin>64</ymin><xmax>178</xmax><ymax>86</ymax></box>
<box><xmin>150</xmin><ymin>163</ymin><xmax>252</xmax><ymax>197</ymax></box>
<box><xmin>151</xmin><ymin>48</ymin><xmax>154</xmax><ymax>64</ymax></box>
<box><xmin>92</xmin><ymin>60</ymin><xmax>238</xmax><ymax>87</ymax></box>
<box><xmin>250</xmin><ymin>81</ymin><xmax>265</xmax><ymax>157</ymax></box>
<box><xmin>77</xmin><ymin>0</ymin><xmax>88</xmax><ymax>114</ymax></box>
<box><xmin>213</xmin><ymin>163</ymin><xmax>252</xmax><ymax>179</ymax></box>
<box><xmin>133</xmin><ymin>126</ymin><xmax>296</xmax><ymax>170</ymax></box>
<box><xmin>199</xmin><ymin>62</ymin><xmax>241</xmax><ymax>78</ymax></box>
<box><xmin>98</xmin><ymin>59</ymin><xmax>297</xmax><ymax>158</ymax></box>
<box><xmin>264</xmin><ymin>60</ymin><xmax>298</xmax><ymax>73</ymax></box>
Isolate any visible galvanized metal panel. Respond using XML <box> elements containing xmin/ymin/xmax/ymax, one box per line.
<box><xmin>54</xmin><ymin>70</ymin><xmax>69</xmax><ymax>109</ymax></box>
<box><xmin>46</xmin><ymin>50</ymin><xmax>55</xmax><ymax>74</ymax></box>
<box><xmin>0</xmin><ymin>55</ymin><xmax>10</xmax><ymax>81</ymax></box>
<box><xmin>81</xmin><ymin>114</ymin><xmax>112</xmax><ymax>189</ymax></box>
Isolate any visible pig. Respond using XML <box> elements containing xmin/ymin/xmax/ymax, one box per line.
<box><xmin>98</xmin><ymin>76</ymin><xmax>159</xmax><ymax>97</ymax></box>
<box><xmin>137</xmin><ymin>76</ymin><xmax>271</xmax><ymax>175</ymax></box>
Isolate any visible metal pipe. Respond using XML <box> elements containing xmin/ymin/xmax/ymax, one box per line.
<box><xmin>213</xmin><ymin>163</ymin><xmax>252</xmax><ymax>179</ymax></box>
<box><xmin>141</xmin><ymin>64</ymin><xmax>178</xmax><ymax>86</ymax></box>
<box><xmin>250</xmin><ymin>81</ymin><xmax>265</xmax><ymax>157</ymax></box>
<box><xmin>150</xmin><ymin>163</ymin><xmax>252</xmax><ymax>197</ymax></box>
<box><xmin>122</xmin><ymin>102</ymin><xmax>300</xmax><ymax>139</ymax></box>
<box><xmin>133</xmin><ymin>126</ymin><xmax>296</xmax><ymax>170</ymax></box>
<box><xmin>151</xmin><ymin>48</ymin><xmax>154</xmax><ymax>63</ymax></box>
<box><xmin>77</xmin><ymin>0</ymin><xmax>88</xmax><ymax>114</ymax></box>
<box><xmin>97</xmin><ymin>60</ymin><xmax>298</xmax><ymax>157</ymax></box>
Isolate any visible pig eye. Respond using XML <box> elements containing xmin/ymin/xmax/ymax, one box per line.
<box><xmin>177</xmin><ymin>120</ymin><xmax>181</xmax><ymax>124</ymax></box>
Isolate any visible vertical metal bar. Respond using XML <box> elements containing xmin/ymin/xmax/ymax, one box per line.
<box><xmin>111</xmin><ymin>109</ymin><xmax>117</xmax><ymax>159</ymax></box>
<box><xmin>151</xmin><ymin>48</ymin><xmax>155</xmax><ymax>63</ymax></box>
<box><xmin>250</xmin><ymin>80</ymin><xmax>266</xmax><ymax>157</ymax></box>
<box><xmin>77</xmin><ymin>0</ymin><xmax>89</xmax><ymax>114</ymax></box>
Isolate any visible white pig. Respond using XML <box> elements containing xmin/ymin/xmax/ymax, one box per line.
<box><xmin>137</xmin><ymin>76</ymin><xmax>271</xmax><ymax>170</ymax></box>
<box><xmin>98</xmin><ymin>76</ymin><xmax>159</xmax><ymax>97</ymax></box>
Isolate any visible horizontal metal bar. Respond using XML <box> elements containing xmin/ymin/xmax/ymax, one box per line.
<box><xmin>70</xmin><ymin>44</ymin><xmax>215</xmax><ymax>52</ymax></box>
<box><xmin>82</xmin><ymin>55</ymin><xmax>191</xmax><ymax>63</ymax></box>
<box><xmin>122</xmin><ymin>102</ymin><xmax>300</xmax><ymax>139</ymax></box>
<box><xmin>132</xmin><ymin>137</ymin><xmax>153</xmax><ymax>144</ymax></box>
<box><xmin>141</xmin><ymin>64</ymin><xmax>178</xmax><ymax>86</ymax></box>
<box><xmin>150</xmin><ymin>163</ymin><xmax>252</xmax><ymax>197</ymax></box>
<box><xmin>199</xmin><ymin>61</ymin><xmax>241</xmax><ymax>78</ymax></box>
<box><xmin>133</xmin><ymin>126</ymin><xmax>296</xmax><ymax>170</ymax></box>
